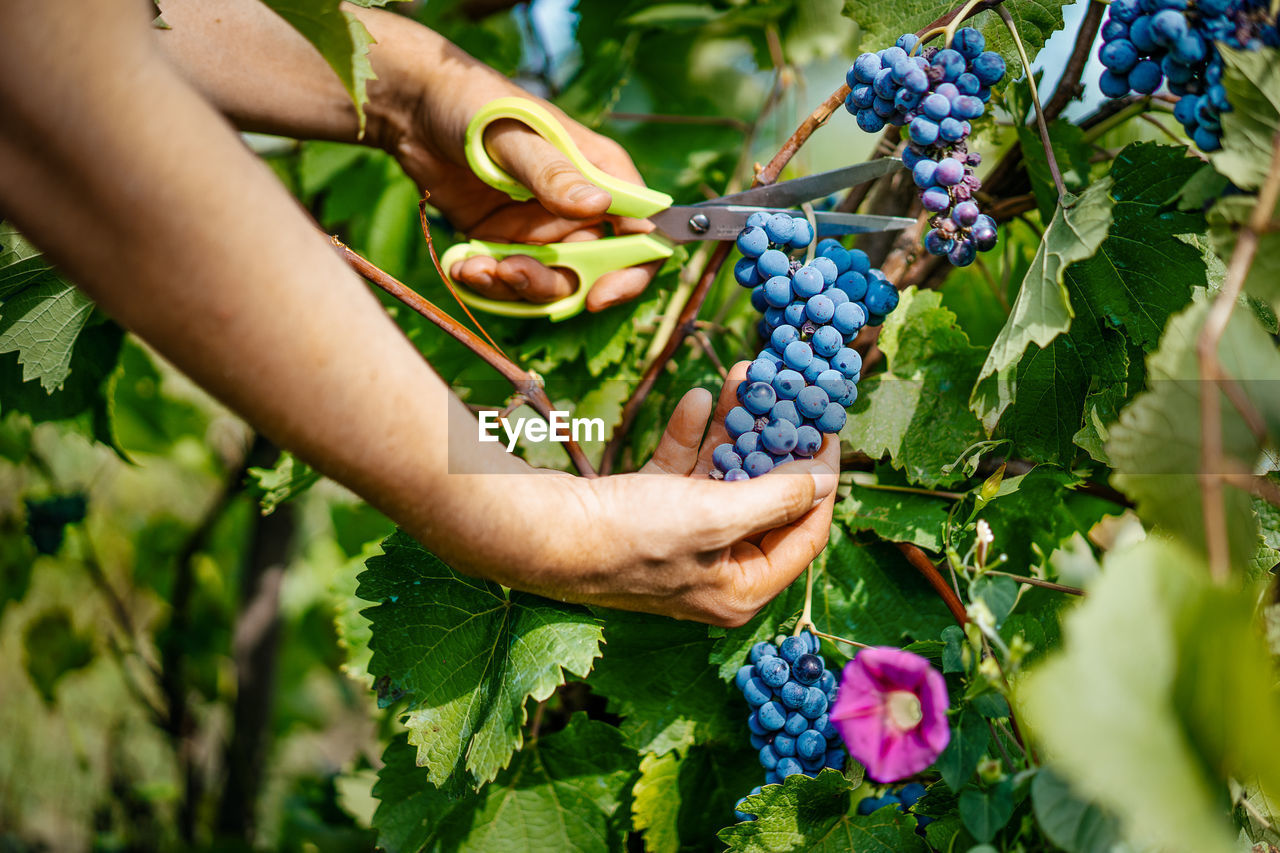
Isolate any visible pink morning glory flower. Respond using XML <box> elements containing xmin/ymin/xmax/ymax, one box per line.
<box><xmin>830</xmin><ymin>646</ymin><xmax>951</xmax><ymax>783</ymax></box>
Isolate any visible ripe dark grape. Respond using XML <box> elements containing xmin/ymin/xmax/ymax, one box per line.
<box><xmin>731</xmin><ymin>630</ymin><xmax>847</xmax><ymax>822</ymax></box>
<box><xmin>844</xmin><ymin>27</ymin><xmax>1005</xmax><ymax>266</ymax></box>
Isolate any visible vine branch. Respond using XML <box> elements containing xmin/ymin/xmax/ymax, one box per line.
<box><xmin>330</xmin><ymin>236</ymin><xmax>598</xmax><ymax>477</ymax></box>
<box><xmin>896</xmin><ymin>542</ymin><xmax>969</xmax><ymax>625</ymax></box>
<box><xmin>1042</xmin><ymin>0</ymin><xmax>1106</xmax><ymax>121</ymax></box>
<box><xmin>1197</xmin><ymin>129</ymin><xmax>1280</xmax><ymax>581</ymax></box>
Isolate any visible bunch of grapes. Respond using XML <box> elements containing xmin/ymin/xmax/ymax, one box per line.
<box><xmin>713</xmin><ymin>213</ymin><xmax>901</xmax><ymax>480</ymax></box>
<box><xmin>843</xmin><ymin>28</ymin><xmax>1005</xmax><ymax>267</ymax></box>
<box><xmin>732</xmin><ymin>632</ymin><xmax>846</xmax><ymax>821</ymax></box>
<box><xmin>1099</xmin><ymin>0</ymin><xmax>1278</xmax><ymax>151</ymax></box>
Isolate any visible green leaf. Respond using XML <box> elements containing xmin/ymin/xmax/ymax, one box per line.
<box><xmin>247</xmin><ymin>451</ymin><xmax>320</xmax><ymax>515</ymax></box>
<box><xmin>971</xmin><ymin>179</ymin><xmax>1115</xmax><ymax>428</ymax></box>
<box><xmin>1108</xmin><ymin>299</ymin><xmax>1280</xmax><ymax>562</ymax></box>
<box><xmin>107</xmin><ymin>337</ymin><xmax>209</xmax><ymax>456</ymax></box>
<box><xmin>812</xmin><ymin>528</ymin><xmax>957</xmax><ymax>651</ymax></box>
<box><xmin>834</xmin><ymin>486</ymin><xmax>949</xmax><ymax>551</ymax></box>
<box><xmin>958</xmin><ymin>780</ymin><xmax>1015</xmax><ymax>844</ymax></box>
<box><xmin>632</xmin><ymin>742</ymin><xmax>761</xmax><ymax>852</ymax></box>
<box><xmin>844</xmin><ymin>288</ymin><xmax>986</xmax><ymax>488</ymax></box>
<box><xmin>0</xmin><ymin>233</ymin><xmax>95</xmax><ymax>392</ymax></box>
<box><xmin>588</xmin><ymin>610</ymin><xmax>738</xmax><ymax>755</ymax></box>
<box><xmin>720</xmin><ymin>770</ymin><xmax>927</xmax><ymax>852</ymax></box>
<box><xmin>371</xmin><ymin>714</ymin><xmax>636</xmax><ymax>853</ymax></box>
<box><xmin>358</xmin><ymin>532</ymin><xmax>603</xmax><ymax>789</ymax></box>
<box><xmin>1212</xmin><ymin>45</ymin><xmax>1280</xmax><ymax>192</ymax></box>
<box><xmin>1207</xmin><ymin>193</ymin><xmax>1280</xmax><ymax>314</ymax></box>
<box><xmin>23</xmin><ymin>608</ymin><xmax>95</xmax><ymax>704</ymax></box>
<box><xmin>1030</xmin><ymin>769</ymin><xmax>1124</xmax><ymax>853</ymax></box>
<box><xmin>24</xmin><ymin>494</ymin><xmax>86</xmax><ymax>555</ymax></box>
<box><xmin>258</xmin><ymin>0</ymin><xmax>377</xmax><ymax>133</ymax></box>
<box><xmin>935</xmin><ymin>710</ymin><xmax>989</xmax><ymax>791</ymax></box>
<box><xmin>970</xmin><ymin>575</ymin><xmax>1017</xmax><ymax>628</ymax></box>
<box><xmin>1019</xmin><ymin>538</ymin><xmax>1277</xmax><ymax>853</ymax></box>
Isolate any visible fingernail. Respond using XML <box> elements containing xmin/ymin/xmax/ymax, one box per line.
<box><xmin>809</xmin><ymin>463</ymin><xmax>837</xmax><ymax>498</ymax></box>
<box><xmin>506</xmin><ymin>272</ymin><xmax>530</xmax><ymax>291</ymax></box>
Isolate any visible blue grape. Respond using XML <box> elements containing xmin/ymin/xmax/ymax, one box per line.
<box><xmin>770</xmin><ymin>324</ymin><xmax>799</xmax><ymax>352</ymax></box>
<box><xmin>750</xmin><ymin>641</ymin><xmax>777</xmax><ymax>663</ymax></box>
<box><xmin>763</xmin><ymin>274</ymin><xmax>793</xmax><ymax>308</ymax></box>
<box><xmin>811</xmin><ymin>325</ymin><xmax>843</xmax><ymax>358</ymax></box>
<box><xmin>836</xmin><ymin>270</ymin><xmax>868</xmax><ymax>301</ymax></box>
<box><xmin>743</xmin><ymin>677</ymin><xmax>771</xmax><ymax>706</ymax></box>
<box><xmin>864</xmin><ymin>280</ymin><xmax>899</xmax><ymax>315</ymax></box>
<box><xmin>736</xmin><ymin>226</ymin><xmax>768</xmax><ymax>258</ymax></box>
<box><xmin>790</xmin><ymin>217</ymin><xmax>815</xmax><ymax>248</ymax></box>
<box><xmin>796</xmin><ymin>386</ymin><xmax>830</xmax><ymax>419</ymax></box>
<box><xmin>758</xmin><ymin>655</ymin><xmax>790</xmax><ymax>688</ymax></box>
<box><xmin>764</xmin><ymin>213</ymin><xmax>796</xmax><ymax>244</ymax></box>
<box><xmin>779</xmin><ymin>635</ymin><xmax>808</xmax><ymax>663</ymax></box>
<box><xmin>756</xmin><ymin>249</ymin><xmax>790</xmax><ymax>278</ymax></box>
<box><xmin>794</xmin><ymin>425</ymin><xmax>823</xmax><ymax>457</ymax></box>
<box><xmin>908</xmin><ymin>116</ymin><xmax>939</xmax><ymax>145</ymax></box>
<box><xmin>791</xmin><ymin>266</ymin><xmax>825</xmax><ymax>298</ymax></box>
<box><xmin>725</xmin><ymin>406</ymin><xmax>756</xmax><ymax>438</ymax></box>
<box><xmin>800</xmin><ymin>687</ymin><xmax>829</xmax><ymax>719</ymax></box>
<box><xmin>832</xmin><ymin>301</ymin><xmax>867</xmax><ymax>337</ymax></box>
<box><xmin>771</xmin><ymin>399</ymin><xmax>801</xmax><ymax>427</ymax></box>
<box><xmin>724</xmin><ymin>469</ymin><xmax>750</xmax><ymax>482</ymax></box>
<box><xmin>760</xmin><ymin>418</ymin><xmax>799</xmax><ymax>454</ymax></box>
<box><xmin>735</xmin><ymin>664</ymin><xmax>754</xmax><ymax>691</ymax></box>
<box><xmin>735</xmin><ymin>430</ymin><xmax>760</xmax><ymax>457</ymax></box>
<box><xmin>783</xmin><ymin>340</ymin><xmax>813</xmax><ymax>371</ymax></box>
<box><xmin>1101</xmin><ymin>38</ymin><xmax>1139</xmax><ymax>73</ymax></box>
<box><xmin>735</xmin><ymin>257</ymin><xmax>760</xmax><ymax>286</ymax></box>
<box><xmin>797</xmin><ymin>730</ymin><xmax>826</xmax><ymax>761</ymax></box>
<box><xmin>806</xmin><ymin>294</ymin><xmax>835</xmax><ymax>324</ymax></box>
<box><xmin>783</xmin><ymin>301</ymin><xmax>806</xmax><ymax>327</ymax></box>
<box><xmin>954</xmin><ymin>27</ymin><xmax>985</xmax><ymax>59</ymax></box>
<box><xmin>972</xmin><ymin>51</ymin><xmax>1006</xmax><ymax>85</ymax></box>
<box><xmin>776</xmin><ymin>757</ymin><xmax>803</xmax><ymax>779</ymax></box>
<box><xmin>772</xmin><ymin>369</ymin><xmax>805</xmax><ymax>400</ymax></box>
<box><xmin>792</xmin><ymin>653</ymin><xmax>824</xmax><ymax>684</ymax></box>
<box><xmin>801</xmin><ymin>356</ymin><xmax>830</xmax><ymax>384</ymax></box>
<box><xmin>750</xmin><ymin>285</ymin><xmax>768</xmax><ymax>312</ymax></box>
<box><xmin>713</xmin><ymin>444</ymin><xmax>743</xmax><ymax>473</ymax></box>
<box><xmin>743</xmin><ymin>451</ymin><xmax>774</xmax><ymax>478</ymax></box>
<box><xmin>816</xmin><ymin>403</ymin><xmax>847</xmax><ymax>434</ymax></box>
<box><xmin>780</xmin><ymin>681</ymin><xmax>807</xmax><ymax>709</ymax></box>
<box><xmin>741</xmin><ymin>381</ymin><xmax>776</xmax><ymax>416</ymax></box>
<box><xmin>831</xmin><ymin>346</ymin><xmax>862</xmax><ymax>378</ymax></box>
<box><xmin>815</xmin><ymin>369</ymin><xmax>846</xmax><ymax>400</ymax></box>
<box><xmin>810</xmin><ymin>256</ymin><xmax>839</xmax><ymax>284</ymax></box>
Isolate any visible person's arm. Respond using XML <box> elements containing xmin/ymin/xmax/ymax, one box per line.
<box><xmin>0</xmin><ymin>0</ymin><xmax>837</xmax><ymax>627</ymax></box>
<box><xmin>153</xmin><ymin>0</ymin><xmax>660</xmax><ymax>311</ymax></box>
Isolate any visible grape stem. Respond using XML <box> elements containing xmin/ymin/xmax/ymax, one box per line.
<box><xmin>806</xmin><ymin>627</ymin><xmax>872</xmax><ymax>651</ymax></box>
<box><xmin>998</xmin><ymin>6</ymin><xmax>1067</xmax><ymax>202</ymax></box>
<box><xmin>329</xmin><ymin>235</ymin><xmax>599</xmax><ymax>477</ymax></box>
<box><xmin>981</xmin><ymin>569</ymin><xmax>1083</xmax><ymax>596</ymax></box>
<box><xmin>1197</xmin><ymin>128</ymin><xmax>1280</xmax><ymax>582</ymax></box>
<box><xmin>940</xmin><ymin>0</ymin><xmax>988</xmax><ymax>48</ymax></box>
<box><xmin>796</xmin><ymin>562</ymin><xmax>817</xmax><ymax>637</ymax></box>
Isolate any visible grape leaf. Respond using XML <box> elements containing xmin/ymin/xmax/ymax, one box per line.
<box><xmin>247</xmin><ymin>451</ymin><xmax>320</xmax><ymax>515</ymax></box>
<box><xmin>708</xmin><ymin>571</ymin><xmax>809</xmax><ymax>681</ymax></box>
<box><xmin>1074</xmin><ymin>143</ymin><xmax>1207</xmax><ymax>352</ymax></box>
<box><xmin>1212</xmin><ymin>45</ymin><xmax>1280</xmax><ymax>192</ymax></box>
<box><xmin>720</xmin><ymin>769</ymin><xmax>927</xmax><ymax>852</ymax></box>
<box><xmin>632</xmin><ymin>742</ymin><xmax>761</xmax><ymax>853</ymax></box>
<box><xmin>844</xmin><ymin>288</ymin><xmax>986</xmax><ymax>488</ymax></box>
<box><xmin>1030</xmin><ymin>769</ymin><xmax>1124</xmax><ymax>853</ymax></box>
<box><xmin>358</xmin><ymin>532</ymin><xmax>604</xmax><ymax>789</ymax></box>
<box><xmin>958</xmin><ymin>780</ymin><xmax>1015</xmax><ymax>843</ymax></box>
<box><xmin>587</xmin><ymin>609</ymin><xmax>739</xmax><ymax>756</ymax></box>
<box><xmin>1107</xmin><ymin>299</ymin><xmax>1280</xmax><ymax>563</ymax></box>
<box><xmin>936</xmin><ymin>710</ymin><xmax>989</xmax><ymax>791</ymax></box>
<box><xmin>1207</xmin><ymin>193</ymin><xmax>1280</xmax><ymax>315</ymax></box>
<box><xmin>811</xmin><ymin>527</ymin><xmax>956</xmax><ymax>650</ymax></box>
<box><xmin>970</xmin><ymin>179</ymin><xmax>1114</xmax><ymax>429</ymax></box>
<box><xmin>257</xmin><ymin>0</ymin><xmax>377</xmax><ymax>133</ymax></box>
<box><xmin>834</xmin><ymin>486</ymin><xmax>949</xmax><ymax>551</ymax></box>
<box><xmin>0</xmin><ymin>234</ymin><xmax>95</xmax><ymax>392</ymax></box>
<box><xmin>1019</xmin><ymin>538</ymin><xmax>1280</xmax><ymax>853</ymax></box>
<box><xmin>372</xmin><ymin>714</ymin><xmax>636</xmax><ymax>853</ymax></box>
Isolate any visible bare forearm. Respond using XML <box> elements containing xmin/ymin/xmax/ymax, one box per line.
<box><xmin>0</xmin><ymin>0</ymin><xmax>541</xmax><ymax>568</ymax></box>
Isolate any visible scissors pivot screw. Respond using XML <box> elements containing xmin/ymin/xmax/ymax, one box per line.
<box><xmin>689</xmin><ymin>213</ymin><xmax>711</xmax><ymax>234</ymax></box>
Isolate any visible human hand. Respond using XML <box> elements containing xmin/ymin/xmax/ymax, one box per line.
<box><xmin>379</xmin><ymin>42</ymin><xmax>661</xmax><ymax>312</ymax></box>
<box><xmin>444</xmin><ymin>363</ymin><xmax>840</xmax><ymax>627</ymax></box>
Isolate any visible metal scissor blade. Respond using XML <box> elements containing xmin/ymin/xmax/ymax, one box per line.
<box><xmin>704</xmin><ymin>159</ymin><xmax>906</xmax><ymax>209</ymax></box>
<box><xmin>649</xmin><ymin>205</ymin><xmax>916</xmax><ymax>243</ymax></box>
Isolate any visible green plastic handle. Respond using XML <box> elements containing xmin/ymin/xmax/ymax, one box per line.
<box><xmin>464</xmin><ymin>97</ymin><xmax>673</xmax><ymax>219</ymax></box>
<box><xmin>440</xmin><ymin>233</ymin><xmax>675</xmax><ymax>322</ymax></box>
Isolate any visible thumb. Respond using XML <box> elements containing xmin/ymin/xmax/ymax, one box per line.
<box><xmin>697</xmin><ymin>459</ymin><xmax>839</xmax><ymax>550</ymax></box>
<box><xmin>483</xmin><ymin>119</ymin><xmax>612</xmax><ymax>220</ymax></box>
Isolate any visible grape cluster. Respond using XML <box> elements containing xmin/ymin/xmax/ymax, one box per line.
<box><xmin>1099</xmin><ymin>0</ymin><xmax>1278</xmax><ymax>151</ymax></box>
<box><xmin>732</xmin><ymin>632</ymin><xmax>847</xmax><ymax>821</ymax></box>
<box><xmin>843</xmin><ymin>29</ymin><xmax>1005</xmax><ymax>267</ymax></box>
<box><xmin>856</xmin><ymin>782</ymin><xmax>933</xmax><ymax>829</ymax></box>
<box><xmin>713</xmin><ymin>213</ymin><xmax>900</xmax><ymax>480</ymax></box>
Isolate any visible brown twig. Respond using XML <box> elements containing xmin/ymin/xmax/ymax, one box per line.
<box><xmin>983</xmin><ymin>569</ymin><xmax>1083</xmax><ymax>596</ymax></box>
<box><xmin>1043</xmin><ymin>0</ymin><xmax>1106</xmax><ymax>122</ymax></box>
<box><xmin>691</xmin><ymin>330</ymin><xmax>728</xmax><ymax>378</ymax></box>
<box><xmin>1197</xmin><ymin>129</ymin><xmax>1280</xmax><ymax>581</ymax></box>
<box><xmin>331</xmin><ymin>237</ymin><xmax>599</xmax><ymax>477</ymax></box>
<box><xmin>896</xmin><ymin>542</ymin><xmax>969</xmax><ymax>626</ymax></box>
<box><xmin>1221</xmin><ymin>472</ymin><xmax>1280</xmax><ymax>508</ymax></box>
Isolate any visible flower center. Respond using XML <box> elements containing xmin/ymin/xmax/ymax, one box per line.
<box><xmin>885</xmin><ymin>690</ymin><xmax>923</xmax><ymax>731</ymax></box>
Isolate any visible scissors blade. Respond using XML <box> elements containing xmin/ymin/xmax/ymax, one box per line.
<box><xmin>703</xmin><ymin>159</ymin><xmax>906</xmax><ymax>209</ymax></box>
<box><xmin>649</xmin><ymin>205</ymin><xmax>916</xmax><ymax>243</ymax></box>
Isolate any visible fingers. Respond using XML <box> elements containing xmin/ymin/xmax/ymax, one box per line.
<box><xmin>484</xmin><ymin>119</ymin><xmax>613</xmax><ymax>220</ymax></box>
<box><xmin>642</xmin><ymin>388</ymin><xmax>713</xmax><ymax>475</ymax></box>
<box><xmin>449</xmin><ymin>253</ymin><xmax>579</xmax><ymax>304</ymax></box>
<box><xmin>586</xmin><ymin>259</ymin><xmax>664</xmax><ymax>312</ymax></box>
<box><xmin>695</xmin><ymin>457</ymin><xmax>838</xmax><ymax>552</ymax></box>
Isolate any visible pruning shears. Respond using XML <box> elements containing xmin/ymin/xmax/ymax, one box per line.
<box><xmin>440</xmin><ymin>97</ymin><xmax>917</xmax><ymax>321</ymax></box>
